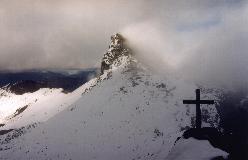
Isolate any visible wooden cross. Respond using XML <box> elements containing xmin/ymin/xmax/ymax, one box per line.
<box><xmin>183</xmin><ymin>89</ymin><xmax>214</xmax><ymax>129</ymax></box>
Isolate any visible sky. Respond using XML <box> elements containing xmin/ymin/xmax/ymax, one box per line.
<box><xmin>0</xmin><ymin>0</ymin><xmax>247</xmax><ymax>89</ymax></box>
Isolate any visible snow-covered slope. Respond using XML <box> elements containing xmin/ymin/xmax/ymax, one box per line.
<box><xmin>0</xmin><ymin>34</ymin><xmax>221</xmax><ymax>159</ymax></box>
<box><xmin>0</xmin><ymin>86</ymin><xmax>86</xmax><ymax>130</ymax></box>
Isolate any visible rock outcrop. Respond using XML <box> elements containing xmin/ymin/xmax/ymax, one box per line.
<box><xmin>101</xmin><ymin>33</ymin><xmax>131</xmax><ymax>74</ymax></box>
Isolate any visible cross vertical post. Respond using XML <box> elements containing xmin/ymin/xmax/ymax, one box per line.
<box><xmin>195</xmin><ymin>89</ymin><xmax>201</xmax><ymax>129</ymax></box>
<box><xmin>183</xmin><ymin>89</ymin><xmax>214</xmax><ymax>129</ymax></box>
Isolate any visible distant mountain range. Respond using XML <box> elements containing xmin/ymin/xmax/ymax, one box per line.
<box><xmin>0</xmin><ymin>69</ymin><xmax>99</xmax><ymax>94</ymax></box>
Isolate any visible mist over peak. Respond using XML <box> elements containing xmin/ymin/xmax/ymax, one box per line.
<box><xmin>0</xmin><ymin>0</ymin><xmax>247</xmax><ymax>92</ymax></box>
<box><xmin>120</xmin><ymin>4</ymin><xmax>248</xmax><ymax>91</ymax></box>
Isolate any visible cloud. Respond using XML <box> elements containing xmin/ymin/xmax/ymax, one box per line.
<box><xmin>121</xmin><ymin>0</ymin><xmax>248</xmax><ymax>90</ymax></box>
<box><xmin>0</xmin><ymin>0</ymin><xmax>247</xmax><ymax>91</ymax></box>
<box><xmin>0</xmin><ymin>0</ymin><xmax>146</xmax><ymax>70</ymax></box>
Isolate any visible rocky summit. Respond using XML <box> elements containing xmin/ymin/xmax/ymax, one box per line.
<box><xmin>101</xmin><ymin>33</ymin><xmax>131</xmax><ymax>74</ymax></box>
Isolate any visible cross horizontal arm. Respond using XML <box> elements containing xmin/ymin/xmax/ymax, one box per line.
<box><xmin>183</xmin><ymin>100</ymin><xmax>214</xmax><ymax>104</ymax></box>
<box><xmin>199</xmin><ymin>100</ymin><xmax>215</xmax><ymax>104</ymax></box>
<box><xmin>183</xmin><ymin>100</ymin><xmax>197</xmax><ymax>104</ymax></box>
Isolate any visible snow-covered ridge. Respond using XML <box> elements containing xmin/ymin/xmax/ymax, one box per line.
<box><xmin>0</xmin><ymin>69</ymin><xmax>98</xmax><ymax>129</ymax></box>
<box><xmin>0</xmin><ymin>33</ymin><xmax>222</xmax><ymax>159</ymax></box>
<box><xmin>0</xmin><ymin>88</ymin><xmax>63</xmax><ymax>122</ymax></box>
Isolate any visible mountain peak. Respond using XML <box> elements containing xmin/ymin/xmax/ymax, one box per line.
<box><xmin>110</xmin><ymin>33</ymin><xmax>124</xmax><ymax>49</ymax></box>
<box><xmin>101</xmin><ymin>33</ymin><xmax>131</xmax><ymax>74</ymax></box>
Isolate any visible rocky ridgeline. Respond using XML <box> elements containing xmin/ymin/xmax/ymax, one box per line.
<box><xmin>101</xmin><ymin>33</ymin><xmax>131</xmax><ymax>74</ymax></box>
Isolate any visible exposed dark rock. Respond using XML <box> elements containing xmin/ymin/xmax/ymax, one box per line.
<box><xmin>0</xmin><ymin>123</ymin><xmax>37</xmax><ymax>146</ymax></box>
<box><xmin>12</xmin><ymin>105</ymin><xmax>29</xmax><ymax>118</ymax></box>
<box><xmin>153</xmin><ymin>128</ymin><xmax>163</xmax><ymax>138</ymax></box>
<box><xmin>9</xmin><ymin>80</ymin><xmax>46</xmax><ymax>95</ymax></box>
<box><xmin>0</xmin><ymin>129</ymin><xmax>14</xmax><ymax>136</ymax></box>
<box><xmin>101</xmin><ymin>33</ymin><xmax>131</xmax><ymax>74</ymax></box>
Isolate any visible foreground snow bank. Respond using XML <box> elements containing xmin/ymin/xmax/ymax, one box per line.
<box><xmin>166</xmin><ymin>138</ymin><xmax>228</xmax><ymax>160</ymax></box>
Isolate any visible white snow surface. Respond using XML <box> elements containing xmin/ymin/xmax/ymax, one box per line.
<box><xmin>0</xmin><ymin>86</ymin><xmax>85</xmax><ymax>129</ymax></box>
<box><xmin>0</xmin><ymin>56</ymin><xmax>221</xmax><ymax>160</ymax></box>
<box><xmin>166</xmin><ymin>138</ymin><xmax>228</xmax><ymax>160</ymax></box>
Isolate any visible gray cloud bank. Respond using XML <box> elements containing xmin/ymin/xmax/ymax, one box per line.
<box><xmin>121</xmin><ymin>0</ymin><xmax>248</xmax><ymax>90</ymax></box>
<box><xmin>0</xmin><ymin>0</ymin><xmax>146</xmax><ymax>70</ymax></box>
<box><xmin>0</xmin><ymin>0</ymin><xmax>248</xmax><ymax>89</ymax></box>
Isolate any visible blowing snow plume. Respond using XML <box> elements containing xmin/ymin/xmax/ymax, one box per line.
<box><xmin>121</xmin><ymin>3</ymin><xmax>248</xmax><ymax>91</ymax></box>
